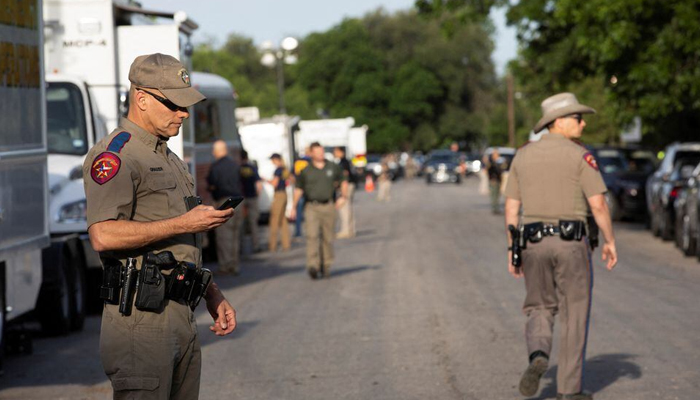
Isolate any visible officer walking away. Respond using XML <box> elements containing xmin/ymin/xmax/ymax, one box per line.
<box><xmin>267</xmin><ymin>153</ymin><xmax>291</xmax><ymax>252</ymax></box>
<box><xmin>504</xmin><ymin>92</ymin><xmax>618</xmax><ymax>400</ymax></box>
<box><xmin>334</xmin><ymin>146</ymin><xmax>357</xmax><ymax>239</ymax></box>
<box><xmin>207</xmin><ymin>140</ymin><xmax>245</xmax><ymax>275</ymax></box>
<box><xmin>290</xmin><ymin>142</ymin><xmax>348</xmax><ymax>279</ymax></box>
<box><xmin>485</xmin><ymin>149</ymin><xmax>503</xmax><ymax>214</ymax></box>
<box><xmin>377</xmin><ymin>155</ymin><xmax>392</xmax><ymax>202</ymax></box>
<box><xmin>240</xmin><ymin>150</ymin><xmax>262</xmax><ymax>253</ymax></box>
<box><xmin>83</xmin><ymin>53</ymin><xmax>236</xmax><ymax>399</ymax></box>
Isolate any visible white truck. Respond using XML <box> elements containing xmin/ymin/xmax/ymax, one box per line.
<box><xmin>0</xmin><ymin>0</ymin><xmax>50</xmax><ymax>363</ymax></box>
<box><xmin>295</xmin><ymin>118</ymin><xmax>367</xmax><ymax>161</ymax></box>
<box><xmin>39</xmin><ymin>0</ymin><xmax>199</xmax><ymax>333</ymax></box>
<box><xmin>238</xmin><ymin>116</ymin><xmax>299</xmax><ymax>218</ymax></box>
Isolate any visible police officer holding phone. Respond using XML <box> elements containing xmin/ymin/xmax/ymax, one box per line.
<box><xmin>504</xmin><ymin>93</ymin><xmax>618</xmax><ymax>400</ymax></box>
<box><xmin>83</xmin><ymin>53</ymin><xmax>237</xmax><ymax>399</ymax></box>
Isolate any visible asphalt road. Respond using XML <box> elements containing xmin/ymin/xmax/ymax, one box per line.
<box><xmin>2</xmin><ymin>178</ymin><xmax>699</xmax><ymax>400</ymax></box>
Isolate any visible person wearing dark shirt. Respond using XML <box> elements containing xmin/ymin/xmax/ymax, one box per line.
<box><xmin>207</xmin><ymin>140</ymin><xmax>244</xmax><ymax>274</ymax></box>
<box><xmin>334</xmin><ymin>147</ymin><xmax>357</xmax><ymax>238</ymax></box>
<box><xmin>267</xmin><ymin>153</ymin><xmax>291</xmax><ymax>252</ymax></box>
<box><xmin>485</xmin><ymin>149</ymin><xmax>504</xmax><ymax>214</ymax></box>
<box><xmin>240</xmin><ymin>150</ymin><xmax>262</xmax><ymax>252</ymax></box>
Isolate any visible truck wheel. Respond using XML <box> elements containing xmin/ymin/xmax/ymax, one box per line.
<box><xmin>37</xmin><ymin>255</ymin><xmax>72</xmax><ymax>336</ymax></box>
<box><xmin>660</xmin><ymin>211</ymin><xmax>674</xmax><ymax>241</ymax></box>
<box><xmin>68</xmin><ymin>255</ymin><xmax>87</xmax><ymax>332</ymax></box>
<box><xmin>0</xmin><ymin>275</ymin><xmax>5</xmax><ymax>372</ymax></box>
<box><xmin>682</xmin><ymin>217</ymin><xmax>697</xmax><ymax>256</ymax></box>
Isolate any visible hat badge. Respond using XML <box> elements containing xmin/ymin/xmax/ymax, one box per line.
<box><xmin>178</xmin><ymin>68</ymin><xmax>191</xmax><ymax>86</ymax></box>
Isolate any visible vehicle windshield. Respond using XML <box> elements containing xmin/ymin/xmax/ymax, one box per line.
<box><xmin>595</xmin><ymin>150</ymin><xmax>628</xmax><ymax>174</ymax></box>
<box><xmin>671</xmin><ymin>156</ymin><xmax>700</xmax><ymax>179</ymax></box>
<box><xmin>47</xmin><ymin>83</ymin><xmax>88</xmax><ymax>155</ymax></box>
<box><xmin>428</xmin><ymin>154</ymin><xmax>458</xmax><ymax>165</ymax></box>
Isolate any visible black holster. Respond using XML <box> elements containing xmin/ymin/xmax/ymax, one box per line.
<box><xmin>100</xmin><ymin>258</ymin><xmax>123</xmax><ymax>305</ymax></box>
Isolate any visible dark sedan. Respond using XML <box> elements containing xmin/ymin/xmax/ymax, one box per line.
<box><xmin>424</xmin><ymin>151</ymin><xmax>462</xmax><ymax>184</ymax></box>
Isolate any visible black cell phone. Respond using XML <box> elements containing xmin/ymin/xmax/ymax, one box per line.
<box><xmin>217</xmin><ymin>196</ymin><xmax>245</xmax><ymax>210</ymax></box>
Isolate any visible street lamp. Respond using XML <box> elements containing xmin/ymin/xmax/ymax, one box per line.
<box><xmin>261</xmin><ymin>36</ymin><xmax>299</xmax><ymax>115</ymax></box>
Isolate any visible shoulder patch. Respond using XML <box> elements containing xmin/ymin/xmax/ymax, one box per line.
<box><xmin>91</xmin><ymin>152</ymin><xmax>122</xmax><ymax>185</ymax></box>
<box><xmin>107</xmin><ymin>132</ymin><xmax>131</xmax><ymax>153</ymax></box>
<box><xmin>583</xmin><ymin>152</ymin><xmax>599</xmax><ymax>171</ymax></box>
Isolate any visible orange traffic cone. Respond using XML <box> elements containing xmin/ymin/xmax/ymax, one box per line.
<box><xmin>365</xmin><ymin>175</ymin><xmax>375</xmax><ymax>192</ymax></box>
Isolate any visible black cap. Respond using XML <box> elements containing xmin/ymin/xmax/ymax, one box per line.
<box><xmin>270</xmin><ymin>153</ymin><xmax>281</xmax><ymax>160</ymax></box>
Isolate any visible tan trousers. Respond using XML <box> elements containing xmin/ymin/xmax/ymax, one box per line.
<box><xmin>337</xmin><ymin>183</ymin><xmax>356</xmax><ymax>237</ymax></box>
<box><xmin>243</xmin><ymin>197</ymin><xmax>260</xmax><ymax>251</ymax></box>
<box><xmin>269</xmin><ymin>191</ymin><xmax>291</xmax><ymax>251</ymax></box>
<box><xmin>522</xmin><ymin>236</ymin><xmax>593</xmax><ymax>395</ymax></box>
<box><xmin>101</xmin><ymin>301</ymin><xmax>201</xmax><ymax>400</ymax></box>
<box><xmin>305</xmin><ymin>202</ymin><xmax>336</xmax><ymax>272</ymax></box>
<box><xmin>215</xmin><ymin>198</ymin><xmax>244</xmax><ymax>273</ymax></box>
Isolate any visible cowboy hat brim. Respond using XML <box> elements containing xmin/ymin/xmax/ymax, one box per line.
<box><xmin>533</xmin><ymin>104</ymin><xmax>596</xmax><ymax>133</ymax></box>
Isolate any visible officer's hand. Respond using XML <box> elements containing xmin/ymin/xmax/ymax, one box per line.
<box><xmin>601</xmin><ymin>242</ymin><xmax>618</xmax><ymax>270</ymax></box>
<box><xmin>180</xmin><ymin>205</ymin><xmax>234</xmax><ymax>233</ymax></box>
<box><xmin>508</xmin><ymin>251</ymin><xmax>523</xmax><ymax>278</ymax></box>
<box><xmin>206</xmin><ymin>294</ymin><xmax>237</xmax><ymax>337</ymax></box>
<box><xmin>335</xmin><ymin>197</ymin><xmax>346</xmax><ymax>210</ymax></box>
<box><xmin>289</xmin><ymin>208</ymin><xmax>297</xmax><ymax>221</ymax></box>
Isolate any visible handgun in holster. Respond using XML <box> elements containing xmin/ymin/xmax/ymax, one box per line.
<box><xmin>508</xmin><ymin>225</ymin><xmax>524</xmax><ymax>268</ymax></box>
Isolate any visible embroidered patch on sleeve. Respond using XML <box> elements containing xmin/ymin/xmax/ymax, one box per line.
<box><xmin>91</xmin><ymin>152</ymin><xmax>122</xmax><ymax>185</ymax></box>
<box><xmin>583</xmin><ymin>152</ymin><xmax>599</xmax><ymax>171</ymax></box>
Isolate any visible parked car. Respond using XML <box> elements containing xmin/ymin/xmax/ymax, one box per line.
<box><xmin>669</xmin><ymin>158</ymin><xmax>700</xmax><ymax>256</ymax></box>
<box><xmin>424</xmin><ymin>150</ymin><xmax>462</xmax><ymax>184</ymax></box>
<box><xmin>646</xmin><ymin>143</ymin><xmax>700</xmax><ymax>240</ymax></box>
<box><xmin>588</xmin><ymin>147</ymin><xmax>652</xmax><ymax>221</ymax></box>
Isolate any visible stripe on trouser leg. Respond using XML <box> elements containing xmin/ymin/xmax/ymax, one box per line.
<box><xmin>579</xmin><ymin>238</ymin><xmax>594</xmax><ymax>392</ymax></box>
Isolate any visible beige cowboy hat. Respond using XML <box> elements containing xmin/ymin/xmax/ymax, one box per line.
<box><xmin>533</xmin><ymin>92</ymin><xmax>596</xmax><ymax>133</ymax></box>
<box><xmin>128</xmin><ymin>53</ymin><xmax>206</xmax><ymax>108</ymax></box>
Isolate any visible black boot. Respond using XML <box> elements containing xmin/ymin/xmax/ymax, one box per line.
<box><xmin>519</xmin><ymin>351</ymin><xmax>549</xmax><ymax>397</ymax></box>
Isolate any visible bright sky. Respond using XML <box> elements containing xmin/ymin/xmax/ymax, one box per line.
<box><xmin>140</xmin><ymin>0</ymin><xmax>517</xmax><ymax>75</ymax></box>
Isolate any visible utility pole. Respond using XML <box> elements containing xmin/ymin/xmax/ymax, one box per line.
<box><xmin>507</xmin><ymin>74</ymin><xmax>516</xmax><ymax>148</ymax></box>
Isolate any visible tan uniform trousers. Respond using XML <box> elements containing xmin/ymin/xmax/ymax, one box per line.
<box><xmin>305</xmin><ymin>202</ymin><xmax>336</xmax><ymax>272</ymax></box>
<box><xmin>337</xmin><ymin>182</ymin><xmax>356</xmax><ymax>237</ymax></box>
<box><xmin>522</xmin><ymin>236</ymin><xmax>593</xmax><ymax>395</ymax></box>
<box><xmin>377</xmin><ymin>179</ymin><xmax>391</xmax><ymax>202</ymax></box>
<box><xmin>100</xmin><ymin>301</ymin><xmax>201</xmax><ymax>400</ymax></box>
<box><xmin>243</xmin><ymin>197</ymin><xmax>260</xmax><ymax>251</ymax></box>
<box><xmin>215</xmin><ymin>198</ymin><xmax>244</xmax><ymax>273</ymax></box>
<box><xmin>269</xmin><ymin>191</ymin><xmax>291</xmax><ymax>251</ymax></box>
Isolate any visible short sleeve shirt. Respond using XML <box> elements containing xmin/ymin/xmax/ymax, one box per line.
<box><xmin>296</xmin><ymin>160</ymin><xmax>345</xmax><ymax>202</ymax></box>
<box><xmin>83</xmin><ymin>117</ymin><xmax>199</xmax><ymax>266</ymax></box>
<box><xmin>274</xmin><ymin>167</ymin><xmax>289</xmax><ymax>191</ymax></box>
<box><xmin>504</xmin><ymin>133</ymin><xmax>607</xmax><ymax>224</ymax></box>
<box><xmin>240</xmin><ymin>162</ymin><xmax>260</xmax><ymax>198</ymax></box>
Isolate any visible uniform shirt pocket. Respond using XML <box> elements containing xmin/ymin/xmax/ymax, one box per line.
<box><xmin>134</xmin><ymin>178</ymin><xmax>178</xmax><ymax>220</ymax></box>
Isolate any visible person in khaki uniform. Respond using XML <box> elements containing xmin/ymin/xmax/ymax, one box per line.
<box><xmin>334</xmin><ymin>146</ymin><xmax>357</xmax><ymax>238</ymax></box>
<box><xmin>83</xmin><ymin>53</ymin><xmax>237</xmax><ymax>400</ymax></box>
<box><xmin>290</xmin><ymin>142</ymin><xmax>348</xmax><ymax>279</ymax></box>
<box><xmin>267</xmin><ymin>153</ymin><xmax>291</xmax><ymax>252</ymax></box>
<box><xmin>207</xmin><ymin>140</ymin><xmax>244</xmax><ymax>274</ymax></box>
<box><xmin>504</xmin><ymin>93</ymin><xmax>618</xmax><ymax>400</ymax></box>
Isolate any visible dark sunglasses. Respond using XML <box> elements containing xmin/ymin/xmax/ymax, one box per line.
<box><xmin>138</xmin><ymin>88</ymin><xmax>187</xmax><ymax>112</ymax></box>
<box><xmin>566</xmin><ymin>114</ymin><xmax>583</xmax><ymax>124</ymax></box>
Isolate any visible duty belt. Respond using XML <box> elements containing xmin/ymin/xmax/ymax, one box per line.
<box><xmin>523</xmin><ymin>220</ymin><xmax>587</xmax><ymax>243</ymax></box>
<box><xmin>100</xmin><ymin>251</ymin><xmax>212</xmax><ymax>316</ymax></box>
<box><xmin>307</xmin><ymin>199</ymin><xmax>331</xmax><ymax>204</ymax></box>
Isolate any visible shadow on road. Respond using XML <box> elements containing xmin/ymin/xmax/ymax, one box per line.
<box><xmin>532</xmin><ymin>353</ymin><xmax>642</xmax><ymax>399</ymax></box>
<box><xmin>329</xmin><ymin>265</ymin><xmax>381</xmax><ymax>279</ymax></box>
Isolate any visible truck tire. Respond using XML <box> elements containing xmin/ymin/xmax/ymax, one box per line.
<box><xmin>68</xmin><ymin>256</ymin><xmax>86</xmax><ymax>332</ymax></box>
<box><xmin>37</xmin><ymin>253</ymin><xmax>72</xmax><ymax>336</ymax></box>
<box><xmin>0</xmin><ymin>270</ymin><xmax>5</xmax><ymax>373</ymax></box>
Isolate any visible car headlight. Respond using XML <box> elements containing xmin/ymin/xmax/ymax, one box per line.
<box><xmin>373</xmin><ymin>164</ymin><xmax>383</xmax><ymax>175</ymax></box>
<box><xmin>58</xmin><ymin>199</ymin><xmax>87</xmax><ymax>223</ymax></box>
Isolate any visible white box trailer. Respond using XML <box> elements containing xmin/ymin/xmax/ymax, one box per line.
<box><xmin>39</xmin><ymin>0</ymin><xmax>199</xmax><ymax>334</ymax></box>
<box><xmin>238</xmin><ymin>117</ymin><xmax>299</xmax><ymax>217</ymax></box>
<box><xmin>0</xmin><ymin>0</ymin><xmax>50</xmax><ymax>363</ymax></box>
<box><xmin>295</xmin><ymin>118</ymin><xmax>367</xmax><ymax>161</ymax></box>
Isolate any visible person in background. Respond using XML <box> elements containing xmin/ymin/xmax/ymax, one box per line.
<box><xmin>208</xmin><ymin>140</ymin><xmax>245</xmax><ymax>275</ymax></box>
<box><xmin>267</xmin><ymin>153</ymin><xmax>291</xmax><ymax>252</ymax></box>
<box><xmin>485</xmin><ymin>149</ymin><xmax>503</xmax><ymax>214</ymax></box>
<box><xmin>334</xmin><ymin>146</ymin><xmax>357</xmax><ymax>239</ymax></box>
<box><xmin>291</xmin><ymin>142</ymin><xmax>348</xmax><ymax>279</ymax></box>
<box><xmin>377</xmin><ymin>155</ymin><xmax>392</xmax><ymax>202</ymax></box>
<box><xmin>240</xmin><ymin>150</ymin><xmax>262</xmax><ymax>253</ymax></box>
<box><xmin>293</xmin><ymin>148</ymin><xmax>311</xmax><ymax>238</ymax></box>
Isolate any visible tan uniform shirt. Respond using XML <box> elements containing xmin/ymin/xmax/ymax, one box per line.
<box><xmin>504</xmin><ymin>133</ymin><xmax>607</xmax><ymax>224</ymax></box>
<box><xmin>83</xmin><ymin>117</ymin><xmax>199</xmax><ymax>266</ymax></box>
